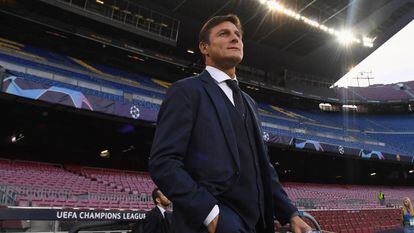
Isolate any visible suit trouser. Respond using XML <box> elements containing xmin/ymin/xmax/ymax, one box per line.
<box><xmin>215</xmin><ymin>204</ymin><xmax>266</xmax><ymax>233</ymax></box>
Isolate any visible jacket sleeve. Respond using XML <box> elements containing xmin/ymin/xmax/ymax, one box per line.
<box><xmin>269</xmin><ymin>163</ymin><xmax>298</xmax><ymax>224</ymax></box>
<box><xmin>148</xmin><ymin>81</ymin><xmax>218</xmax><ymax>229</ymax></box>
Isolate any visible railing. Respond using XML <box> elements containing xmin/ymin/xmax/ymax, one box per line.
<box><xmin>0</xmin><ymin>185</ymin><xmax>18</xmax><ymax>206</ymax></box>
<box><xmin>285</xmin><ymin>69</ymin><xmax>335</xmax><ymax>88</ymax></box>
<box><xmin>0</xmin><ymin>184</ymin><xmax>72</xmax><ymax>205</ymax></box>
<box><xmin>46</xmin><ymin>0</ymin><xmax>179</xmax><ymax>43</ymax></box>
<box><xmin>0</xmin><ymin>184</ymin><xmax>153</xmax><ymax>207</ymax></box>
<box><xmin>87</xmin><ymin>193</ymin><xmax>151</xmax><ymax>203</ymax></box>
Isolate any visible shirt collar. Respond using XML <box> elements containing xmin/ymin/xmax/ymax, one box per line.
<box><xmin>157</xmin><ymin>205</ymin><xmax>166</xmax><ymax>217</ymax></box>
<box><xmin>205</xmin><ymin>65</ymin><xmax>238</xmax><ymax>84</ymax></box>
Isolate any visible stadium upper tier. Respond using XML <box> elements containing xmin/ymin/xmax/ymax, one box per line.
<box><xmin>1</xmin><ymin>38</ymin><xmax>414</xmax><ymax>157</ymax></box>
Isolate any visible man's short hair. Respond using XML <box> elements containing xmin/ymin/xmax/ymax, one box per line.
<box><xmin>152</xmin><ymin>188</ymin><xmax>160</xmax><ymax>205</ymax></box>
<box><xmin>199</xmin><ymin>14</ymin><xmax>243</xmax><ymax>44</ymax></box>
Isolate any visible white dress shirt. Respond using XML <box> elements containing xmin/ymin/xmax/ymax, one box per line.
<box><xmin>205</xmin><ymin>65</ymin><xmax>238</xmax><ymax>106</ymax></box>
<box><xmin>202</xmin><ymin>66</ymin><xmax>239</xmax><ymax>226</ymax></box>
<box><xmin>157</xmin><ymin>205</ymin><xmax>167</xmax><ymax>218</ymax></box>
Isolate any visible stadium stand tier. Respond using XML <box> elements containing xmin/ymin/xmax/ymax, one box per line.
<box><xmin>337</xmin><ymin>85</ymin><xmax>413</xmax><ymax>102</ymax></box>
<box><xmin>1</xmin><ymin>158</ymin><xmax>413</xmax><ymax>210</ymax></box>
<box><xmin>0</xmin><ymin>159</ymin><xmax>154</xmax><ymax>210</ymax></box>
<box><xmin>1</xmin><ymin>38</ymin><xmax>414</xmax><ymax>159</ymax></box>
<box><xmin>0</xmin><ymin>158</ymin><xmax>410</xmax><ymax>232</ymax></box>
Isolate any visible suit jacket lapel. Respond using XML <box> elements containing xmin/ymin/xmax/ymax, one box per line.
<box><xmin>242</xmin><ymin>92</ymin><xmax>267</xmax><ymax>154</ymax></box>
<box><xmin>155</xmin><ymin>207</ymin><xmax>169</xmax><ymax>232</ymax></box>
<box><xmin>200</xmin><ymin>71</ymin><xmax>241</xmax><ymax>170</ymax></box>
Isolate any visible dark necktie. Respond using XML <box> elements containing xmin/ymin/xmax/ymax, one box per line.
<box><xmin>164</xmin><ymin>211</ymin><xmax>172</xmax><ymax>231</ymax></box>
<box><xmin>225</xmin><ymin>79</ymin><xmax>245</xmax><ymax>118</ymax></box>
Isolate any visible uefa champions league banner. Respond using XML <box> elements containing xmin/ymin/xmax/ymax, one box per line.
<box><xmin>2</xmin><ymin>72</ymin><xmax>413</xmax><ymax>165</ymax></box>
<box><xmin>0</xmin><ymin>207</ymin><xmax>146</xmax><ymax>220</ymax></box>
<box><xmin>359</xmin><ymin>149</ymin><xmax>413</xmax><ymax>164</ymax></box>
<box><xmin>262</xmin><ymin>131</ymin><xmax>293</xmax><ymax>146</ymax></box>
<box><xmin>1</xmin><ymin>74</ymin><xmax>158</xmax><ymax>122</ymax></box>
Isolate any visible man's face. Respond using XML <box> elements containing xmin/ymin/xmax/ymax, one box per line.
<box><xmin>157</xmin><ymin>190</ymin><xmax>171</xmax><ymax>206</ymax></box>
<box><xmin>200</xmin><ymin>21</ymin><xmax>243</xmax><ymax>69</ymax></box>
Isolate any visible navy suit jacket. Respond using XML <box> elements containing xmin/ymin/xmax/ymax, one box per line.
<box><xmin>143</xmin><ymin>206</ymin><xmax>170</xmax><ymax>233</ymax></box>
<box><xmin>149</xmin><ymin>70</ymin><xmax>297</xmax><ymax>233</ymax></box>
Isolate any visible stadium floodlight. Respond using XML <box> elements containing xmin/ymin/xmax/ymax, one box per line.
<box><xmin>337</xmin><ymin>30</ymin><xmax>358</xmax><ymax>45</ymax></box>
<box><xmin>342</xmin><ymin>104</ymin><xmax>357</xmax><ymax>110</ymax></box>
<box><xmin>370</xmin><ymin>172</ymin><xmax>376</xmax><ymax>176</ymax></box>
<box><xmin>257</xmin><ymin>0</ymin><xmax>373</xmax><ymax>47</ymax></box>
<box><xmin>127</xmin><ymin>55</ymin><xmax>145</xmax><ymax>61</ymax></box>
<box><xmin>320</xmin><ymin>25</ymin><xmax>329</xmax><ymax>32</ymax></box>
<box><xmin>11</xmin><ymin>133</ymin><xmax>24</xmax><ymax>143</ymax></box>
<box><xmin>266</xmin><ymin>1</ymin><xmax>284</xmax><ymax>12</ymax></box>
<box><xmin>362</xmin><ymin>36</ymin><xmax>375</xmax><ymax>48</ymax></box>
<box><xmin>319</xmin><ymin>103</ymin><xmax>332</xmax><ymax>107</ymax></box>
<box><xmin>100</xmin><ymin>149</ymin><xmax>110</xmax><ymax>158</ymax></box>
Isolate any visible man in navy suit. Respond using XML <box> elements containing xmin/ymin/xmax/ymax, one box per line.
<box><xmin>142</xmin><ymin>188</ymin><xmax>172</xmax><ymax>233</ymax></box>
<box><xmin>149</xmin><ymin>14</ymin><xmax>311</xmax><ymax>233</ymax></box>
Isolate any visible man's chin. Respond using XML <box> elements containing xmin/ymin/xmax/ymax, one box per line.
<box><xmin>225</xmin><ymin>57</ymin><xmax>243</xmax><ymax>67</ymax></box>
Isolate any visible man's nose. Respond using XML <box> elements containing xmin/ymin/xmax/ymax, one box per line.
<box><xmin>230</xmin><ymin>33</ymin><xmax>240</xmax><ymax>43</ymax></box>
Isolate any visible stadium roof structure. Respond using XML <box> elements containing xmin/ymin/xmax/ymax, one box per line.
<box><xmin>147</xmin><ymin>0</ymin><xmax>414</xmax><ymax>84</ymax></box>
<box><xmin>1</xmin><ymin>0</ymin><xmax>414</xmax><ymax>87</ymax></box>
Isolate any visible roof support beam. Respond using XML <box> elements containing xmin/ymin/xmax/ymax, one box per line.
<box><xmin>209</xmin><ymin>0</ymin><xmax>232</xmax><ymax>18</ymax></box>
<box><xmin>173</xmin><ymin>0</ymin><xmax>187</xmax><ymax>12</ymax></box>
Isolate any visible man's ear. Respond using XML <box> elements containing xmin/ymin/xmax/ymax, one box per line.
<box><xmin>155</xmin><ymin>197</ymin><xmax>161</xmax><ymax>205</ymax></box>
<box><xmin>199</xmin><ymin>41</ymin><xmax>209</xmax><ymax>57</ymax></box>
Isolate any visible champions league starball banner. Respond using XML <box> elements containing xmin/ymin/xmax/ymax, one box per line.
<box><xmin>2</xmin><ymin>72</ymin><xmax>413</xmax><ymax>165</ymax></box>
<box><xmin>262</xmin><ymin>131</ymin><xmax>293</xmax><ymax>146</ymax></box>
<box><xmin>1</xmin><ymin>73</ymin><xmax>158</xmax><ymax>122</ymax></box>
<box><xmin>293</xmin><ymin>138</ymin><xmax>413</xmax><ymax>164</ymax></box>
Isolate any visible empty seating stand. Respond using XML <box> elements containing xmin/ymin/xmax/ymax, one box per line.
<box><xmin>0</xmin><ymin>160</ymin><xmax>154</xmax><ymax>210</ymax></box>
<box><xmin>283</xmin><ymin>182</ymin><xmax>414</xmax><ymax>210</ymax></box>
<box><xmin>67</xmin><ymin>166</ymin><xmax>156</xmax><ymax>196</ymax></box>
<box><xmin>1</xmin><ymin>158</ymin><xmax>412</xmax><ymax>233</ymax></box>
<box><xmin>2</xmin><ymin>158</ymin><xmax>413</xmax><ymax>213</ymax></box>
<box><xmin>308</xmin><ymin>209</ymin><xmax>401</xmax><ymax>233</ymax></box>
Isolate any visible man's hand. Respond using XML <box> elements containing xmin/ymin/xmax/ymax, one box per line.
<box><xmin>207</xmin><ymin>214</ymin><xmax>219</xmax><ymax>233</ymax></box>
<box><xmin>290</xmin><ymin>215</ymin><xmax>312</xmax><ymax>233</ymax></box>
